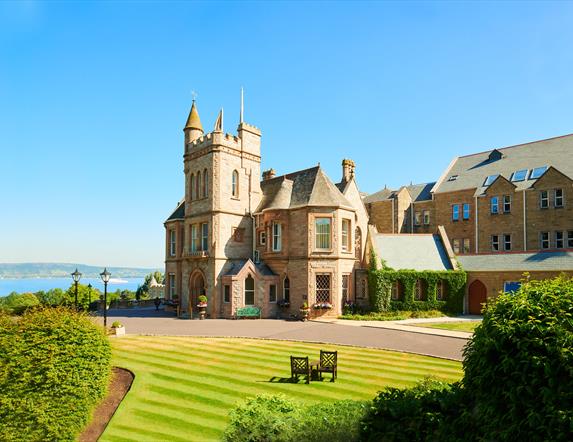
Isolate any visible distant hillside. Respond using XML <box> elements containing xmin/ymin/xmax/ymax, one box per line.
<box><xmin>0</xmin><ymin>263</ymin><xmax>161</xmax><ymax>279</ymax></box>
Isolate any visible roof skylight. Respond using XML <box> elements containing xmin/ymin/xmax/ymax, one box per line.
<box><xmin>511</xmin><ymin>169</ymin><xmax>528</xmax><ymax>182</ymax></box>
<box><xmin>529</xmin><ymin>166</ymin><xmax>548</xmax><ymax>180</ymax></box>
<box><xmin>484</xmin><ymin>174</ymin><xmax>499</xmax><ymax>186</ymax></box>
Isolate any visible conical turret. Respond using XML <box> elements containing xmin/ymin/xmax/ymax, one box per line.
<box><xmin>184</xmin><ymin>100</ymin><xmax>204</xmax><ymax>144</ymax></box>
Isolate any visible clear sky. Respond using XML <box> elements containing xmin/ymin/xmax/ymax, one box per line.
<box><xmin>1</xmin><ymin>1</ymin><xmax>573</xmax><ymax>268</ymax></box>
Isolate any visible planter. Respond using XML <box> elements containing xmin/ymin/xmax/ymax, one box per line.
<box><xmin>112</xmin><ymin>326</ymin><xmax>125</xmax><ymax>336</ymax></box>
<box><xmin>197</xmin><ymin>305</ymin><xmax>207</xmax><ymax>320</ymax></box>
<box><xmin>299</xmin><ymin>309</ymin><xmax>310</xmax><ymax>321</ymax></box>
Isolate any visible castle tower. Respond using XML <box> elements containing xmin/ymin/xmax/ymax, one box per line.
<box><xmin>183</xmin><ymin>100</ymin><xmax>204</xmax><ymax>145</ymax></box>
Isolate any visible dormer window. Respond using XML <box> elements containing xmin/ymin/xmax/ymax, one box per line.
<box><xmin>488</xmin><ymin>149</ymin><xmax>503</xmax><ymax>161</ymax></box>
<box><xmin>511</xmin><ymin>169</ymin><xmax>527</xmax><ymax>182</ymax></box>
<box><xmin>484</xmin><ymin>174</ymin><xmax>499</xmax><ymax>186</ymax></box>
<box><xmin>529</xmin><ymin>166</ymin><xmax>548</xmax><ymax>180</ymax></box>
<box><xmin>447</xmin><ymin>175</ymin><xmax>458</xmax><ymax>182</ymax></box>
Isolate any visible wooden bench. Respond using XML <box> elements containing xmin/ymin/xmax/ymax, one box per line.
<box><xmin>235</xmin><ymin>306</ymin><xmax>261</xmax><ymax>319</ymax></box>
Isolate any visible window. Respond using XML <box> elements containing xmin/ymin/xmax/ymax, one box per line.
<box><xmin>391</xmin><ymin>281</ymin><xmax>402</xmax><ymax>300</ymax></box>
<box><xmin>491</xmin><ymin>235</ymin><xmax>499</xmax><ymax>251</ymax></box>
<box><xmin>540</xmin><ymin>190</ymin><xmax>549</xmax><ymax>209</ymax></box>
<box><xmin>283</xmin><ymin>277</ymin><xmax>290</xmax><ymax>302</ymax></box>
<box><xmin>203</xmin><ymin>169</ymin><xmax>208</xmax><ymax>198</ymax></box>
<box><xmin>555</xmin><ymin>231</ymin><xmax>564</xmax><ymax>249</ymax></box>
<box><xmin>191</xmin><ymin>224</ymin><xmax>199</xmax><ymax>252</ymax></box>
<box><xmin>232</xmin><ymin>170</ymin><xmax>239</xmax><ymax>197</ymax></box>
<box><xmin>447</xmin><ymin>175</ymin><xmax>458</xmax><ymax>182</ymax></box>
<box><xmin>436</xmin><ymin>281</ymin><xmax>446</xmax><ymax>300</ymax></box>
<box><xmin>503</xmin><ymin>234</ymin><xmax>512</xmax><ymax>251</ymax></box>
<box><xmin>511</xmin><ymin>169</ymin><xmax>528</xmax><ymax>182</ymax></box>
<box><xmin>224</xmin><ymin>285</ymin><xmax>231</xmax><ymax>303</ymax></box>
<box><xmin>169</xmin><ymin>273</ymin><xmax>176</xmax><ymax>297</ymax></box>
<box><xmin>272</xmin><ymin>223</ymin><xmax>282</xmax><ymax>251</ymax></box>
<box><xmin>315</xmin><ymin>274</ymin><xmax>331</xmax><ymax>303</ymax></box>
<box><xmin>269</xmin><ymin>284</ymin><xmax>277</xmax><ymax>303</ymax></box>
<box><xmin>414</xmin><ymin>211</ymin><xmax>421</xmax><ymax>226</ymax></box>
<box><xmin>315</xmin><ymin>218</ymin><xmax>332</xmax><ymax>250</ymax></box>
<box><xmin>414</xmin><ymin>280</ymin><xmax>426</xmax><ymax>301</ymax></box>
<box><xmin>342</xmin><ymin>274</ymin><xmax>350</xmax><ymax>303</ymax></box>
<box><xmin>244</xmin><ymin>275</ymin><xmax>255</xmax><ymax>305</ymax></box>
<box><xmin>190</xmin><ymin>174</ymin><xmax>195</xmax><ymax>200</ymax></box>
<box><xmin>484</xmin><ymin>174</ymin><xmax>499</xmax><ymax>186</ymax></box>
<box><xmin>540</xmin><ymin>232</ymin><xmax>550</xmax><ymax>249</ymax></box>
<box><xmin>503</xmin><ymin>195</ymin><xmax>511</xmax><ymax>213</ymax></box>
<box><xmin>504</xmin><ymin>281</ymin><xmax>521</xmax><ymax>293</ymax></box>
<box><xmin>462</xmin><ymin>203</ymin><xmax>470</xmax><ymax>220</ymax></box>
<box><xmin>423</xmin><ymin>210</ymin><xmax>430</xmax><ymax>225</ymax></box>
<box><xmin>196</xmin><ymin>170</ymin><xmax>201</xmax><ymax>199</ymax></box>
<box><xmin>169</xmin><ymin>229</ymin><xmax>176</xmax><ymax>256</ymax></box>
<box><xmin>490</xmin><ymin>197</ymin><xmax>499</xmax><ymax>214</ymax></box>
<box><xmin>530</xmin><ymin>166</ymin><xmax>548</xmax><ymax>180</ymax></box>
<box><xmin>355</xmin><ymin>227</ymin><xmax>362</xmax><ymax>260</ymax></box>
<box><xmin>453</xmin><ymin>239</ymin><xmax>460</xmax><ymax>254</ymax></box>
<box><xmin>342</xmin><ymin>219</ymin><xmax>351</xmax><ymax>251</ymax></box>
<box><xmin>359</xmin><ymin>279</ymin><xmax>367</xmax><ymax>299</ymax></box>
<box><xmin>254</xmin><ymin>250</ymin><xmax>260</xmax><ymax>263</ymax></box>
<box><xmin>259</xmin><ymin>231</ymin><xmax>266</xmax><ymax>246</ymax></box>
<box><xmin>568</xmin><ymin>231</ymin><xmax>573</xmax><ymax>248</ymax></box>
<box><xmin>232</xmin><ymin>227</ymin><xmax>244</xmax><ymax>242</ymax></box>
<box><xmin>201</xmin><ymin>223</ymin><xmax>209</xmax><ymax>251</ymax></box>
<box><xmin>463</xmin><ymin>238</ymin><xmax>470</xmax><ymax>254</ymax></box>
<box><xmin>555</xmin><ymin>189</ymin><xmax>564</xmax><ymax>207</ymax></box>
<box><xmin>452</xmin><ymin>204</ymin><xmax>460</xmax><ymax>221</ymax></box>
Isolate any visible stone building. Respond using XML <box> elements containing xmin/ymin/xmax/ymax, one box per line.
<box><xmin>366</xmin><ymin>134</ymin><xmax>573</xmax><ymax>313</ymax></box>
<box><xmin>164</xmin><ymin>101</ymin><xmax>367</xmax><ymax>318</ymax></box>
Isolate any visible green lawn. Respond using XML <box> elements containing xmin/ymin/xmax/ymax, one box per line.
<box><xmin>101</xmin><ymin>336</ymin><xmax>462</xmax><ymax>442</ymax></box>
<box><xmin>413</xmin><ymin>321</ymin><xmax>481</xmax><ymax>333</ymax></box>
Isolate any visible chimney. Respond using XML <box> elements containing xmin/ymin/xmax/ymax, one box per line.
<box><xmin>342</xmin><ymin>159</ymin><xmax>355</xmax><ymax>182</ymax></box>
<box><xmin>262</xmin><ymin>168</ymin><xmax>276</xmax><ymax>180</ymax></box>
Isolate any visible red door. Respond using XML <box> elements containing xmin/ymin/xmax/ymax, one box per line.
<box><xmin>468</xmin><ymin>280</ymin><xmax>487</xmax><ymax>315</ymax></box>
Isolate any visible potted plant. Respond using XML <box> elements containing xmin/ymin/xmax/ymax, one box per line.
<box><xmin>111</xmin><ymin>321</ymin><xmax>125</xmax><ymax>336</ymax></box>
<box><xmin>313</xmin><ymin>302</ymin><xmax>333</xmax><ymax>310</ymax></box>
<box><xmin>197</xmin><ymin>295</ymin><xmax>208</xmax><ymax>320</ymax></box>
<box><xmin>299</xmin><ymin>302</ymin><xmax>310</xmax><ymax>321</ymax></box>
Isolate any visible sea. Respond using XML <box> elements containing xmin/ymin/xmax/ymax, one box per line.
<box><xmin>0</xmin><ymin>277</ymin><xmax>145</xmax><ymax>297</ymax></box>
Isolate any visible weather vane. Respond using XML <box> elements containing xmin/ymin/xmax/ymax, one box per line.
<box><xmin>191</xmin><ymin>90</ymin><xmax>198</xmax><ymax>102</ymax></box>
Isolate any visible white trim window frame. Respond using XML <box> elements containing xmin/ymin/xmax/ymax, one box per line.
<box><xmin>490</xmin><ymin>196</ymin><xmax>499</xmax><ymax>215</ymax></box>
<box><xmin>315</xmin><ymin>217</ymin><xmax>332</xmax><ymax>250</ymax></box>
<box><xmin>191</xmin><ymin>224</ymin><xmax>199</xmax><ymax>252</ymax></box>
<box><xmin>540</xmin><ymin>190</ymin><xmax>549</xmax><ymax>209</ymax></box>
<box><xmin>503</xmin><ymin>233</ymin><xmax>512</xmax><ymax>251</ymax></box>
<box><xmin>259</xmin><ymin>230</ymin><xmax>266</xmax><ymax>246</ymax></box>
<box><xmin>554</xmin><ymin>188</ymin><xmax>564</xmax><ymax>208</ymax></box>
<box><xmin>503</xmin><ymin>195</ymin><xmax>511</xmax><ymax>213</ymax></box>
<box><xmin>423</xmin><ymin>210</ymin><xmax>430</xmax><ymax>225</ymax></box>
<box><xmin>491</xmin><ymin>235</ymin><xmax>500</xmax><ymax>251</ymax></box>
<box><xmin>169</xmin><ymin>229</ymin><xmax>176</xmax><ymax>257</ymax></box>
<box><xmin>272</xmin><ymin>222</ymin><xmax>282</xmax><ymax>252</ymax></box>
<box><xmin>555</xmin><ymin>231</ymin><xmax>564</xmax><ymax>249</ymax></box>
<box><xmin>341</xmin><ymin>219</ymin><xmax>351</xmax><ymax>252</ymax></box>
<box><xmin>540</xmin><ymin>231</ymin><xmax>550</xmax><ymax>249</ymax></box>
<box><xmin>201</xmin><ymin>223</ymin><xmax>209</xmax><ymax>251</ymax></box>
<box><xmin>462</xmin><ymin>203</ymin><xmax>470</xmax><ymax>220</ymax></box>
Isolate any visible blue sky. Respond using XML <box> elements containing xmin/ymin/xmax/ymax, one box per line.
<box><xmin>1</xmin><ymin>1</ymin><xmax>573</xmax><ymax>268</ymax></box>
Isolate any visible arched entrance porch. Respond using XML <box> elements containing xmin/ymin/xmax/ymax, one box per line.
<box><xmin>468</xmin><ymin>280</ymin><xmax>487</xmax><ymax>315</ymax></box>
<box><xmin>189</xmin><ymin>270</ymin><xmax>206</xmax><ymax>317</ymax></box>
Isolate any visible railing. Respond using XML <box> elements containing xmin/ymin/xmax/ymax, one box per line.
<box><xmin>184</xmin><ymin>250</ymin><xmax>209</xmax><ymax>258</ymax></box>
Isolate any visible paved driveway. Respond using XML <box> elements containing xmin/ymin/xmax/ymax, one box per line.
<box><xmin>102</xmin><ymin>308</ymin><xmax>468</xmax><ymax>361</ymax></box>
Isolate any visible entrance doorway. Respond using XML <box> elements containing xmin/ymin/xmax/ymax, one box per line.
<box><xmin>468</xmin><ymin>280</ymin><xmax>487</xmax><ymax>315</ymax></box>
<box><xmin>189</xmin><ymin>271</ymin><xmax>206</xmax><ymax>316</ymax></box>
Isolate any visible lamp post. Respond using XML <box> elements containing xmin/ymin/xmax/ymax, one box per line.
<box><xmin>87</xmin><ymin>283</ymin><xmax>92</xmax><ymax>307</ymax></box>
<box><xmin>71</xmin><ymin>268</ymin><xmax>82</xmax><ymax>310</ymax></box>
<box><xmin>100</xmin><ymin>268</ymin><xmax>111</xmax><ymax>327</ymax></box>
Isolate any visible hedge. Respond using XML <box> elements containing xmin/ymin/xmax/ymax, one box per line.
<box><xmin>0</xmin><ymin>307</ymin><xmax>111</xmax><ymax>441</ymax></box>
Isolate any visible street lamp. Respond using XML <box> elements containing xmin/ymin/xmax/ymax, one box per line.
<box><xmin>71</xmin><ymin>268</ymin><xmax>82</xmax><ymax>310</ymax></box>
<box><xmin>87</xmin><ymin>283</ymin><xmax>92</xmax><ymax>307</ymax></box>
<box><xmin>100</xmin><ymin>268</ymin><xmax>111</xmax><ymax>327</ymax></box>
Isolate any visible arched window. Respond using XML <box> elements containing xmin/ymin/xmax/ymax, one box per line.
<box><xmin>436</xmin><ymin>280</ymin><xmax>447</xmax><ymax>300</ymax></box>
<box><xmin>355</xmin><ymin>227</ymin><xmax>362</xmax><ymax>260</ymax></box>
<box><xmin>283</xmin><ymin>277</ymin><xmax>290</xmax><ymax>302</ymax></box>
<box><xmin>232</xmin><ymin>170</ymin><xmax>239</xmax><ymax>197</ymax></box>
<box><xmin>190</xmin><ymin>174</ymin><xmax>195</xmax><ymax>200</ymax></box>
<box><xmin>203</xmin><ymin>169</ymin><xmax>208</xmax><ymax>198</ymax></box>
<box><xmin>414</xmin><ymin>280</ymin><xmax>426</xmax><ymax>301</ymax></box>
<box><xmin>245</xmin><ymin>275</ymin><xmax>255</xmax><ymax>305</ymax></box>
<box><xmin>391</xmin><ymin>281</ymin><xmax>403</xmax><ymax>300</ymax></box>
<box><xmin>196</xmin><ymin>171</ymin><xmax>201</xmax><ymax>199</ymax></box>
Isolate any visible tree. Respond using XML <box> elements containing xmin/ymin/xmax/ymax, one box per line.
<box><xmin>64</xmin><ymin>283</ymin><xmax>101</xmax><ymax>310</ymax></box>
<box><xmin>0</xmin><ymin>292</ymin><xmax>40</xmax><ymax>315</ymax></box>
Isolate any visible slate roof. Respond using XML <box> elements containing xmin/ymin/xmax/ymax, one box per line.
<box><xmin>433</xmin><ymin>133</ymin><xmax>573</xmax><ymax>195</ymax></box>
<box><xmin>371</xmin><ymin>234</ymin><xmax>453</xmax><ymax>271</ymax></box>
<box><xmin>457</xmin><ymin>250</ymin><xmax>573</xmax><ymax>272</ymax></box>
<box><xmin>363</xmin><ymin>187</ymin><xmax>394</xmax><ymax>203</ymax></box>
<box><xmin>363</xmin><ymin>182</ymin><xmax>435</xmax><ymax>204</ymax></box>
<box><xmin>166</xmin><ymin>200</ymin><xmax>185</xmax><ymax>221</ymax></box>
<box><xmin>223</xmin><ymin>260</ymin><xmax>277</xmax><ymax>276</ymax></box>
<box><xmin>257</xmin><ymin>166</ymin><xmax>354</xmax><ymax>212</ymax></box>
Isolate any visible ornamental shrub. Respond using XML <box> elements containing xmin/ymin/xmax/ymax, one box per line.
<box><xmin>0</xmin><ymin>292</ymin><xmax>40</xmax><ymax>315</ymax></box>
<box><xmin>0</xmin><ymin>307</ymin><xmax>111</xmax><ymax>441</ymax></box>
<box><xmin>462</xmin><ymin>275</ymin><xmax>573</xmax><ymax>441</ymax></box>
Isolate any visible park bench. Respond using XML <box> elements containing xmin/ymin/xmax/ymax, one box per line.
<box><xmin>316</xmin><ymin>350</ymin><xmax>338</xmax><ymax>382</ymax></box>
<box><xmin>235</xmin><ymin>306</ymin><xmax>261</xmax><ymax>319</ymax></box>
<box><xmin>290</xmin><ymin>356</ymin><xmax>311</xmax><ymax>384</ymax></box>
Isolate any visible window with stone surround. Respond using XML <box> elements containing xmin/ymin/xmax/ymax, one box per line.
<box><xmin>169</xmin><ymin>229</ymin><xmax>176</xmax><ymax>256</ymax></box>
<box><xmin>358</xmin><ymin>278</ymin><xmax>367</xmax><ymax>299</ymax></box>
<box><xmin>503</xmin><ymin>234</ymin><xmax>512</xmax><ymax>251</ymax></box>
<box><xmin>201</xmin><ymin>223</ymin><xmax>209</xmax><ymax>250</ymax></box>
<box><xmin>540</xmin><ymin>190</ymin><xmax>549</xmax><ymax>209</ymax></box>
<box><xmin>453</xmin><ymin>239</ymin><xmax>460</xmax><ymax>254</ymax></box>
<box><xmin>355</xmin><ymin>227</ymin><xmax>362</xmax><ymax>259</ymax></box>
<box><xmin>342</xmin><ymin>219</ymin><xmax>351</xmax><ymax>251</ymax></box>
<box><xmin>244</xmin><ymin>275</ymin><xmax>255</xmax><ymax>305</ymax></box>
<box><xmin>269</xmin><ymin>284</ymin><xmax>277</xmax><ymax>303</ymax></box>
<box><xmin>283</xmin><ymin>277</ymin><xmax>290</xmax><ymax>302</ymax></box>
<box><xmin>437</xmin><ymin>280</ymin><xmax>446</xmax><ymax>300</ymax></box>
<box><xmin>463</xmin><ymin>203</ymin><xmax>470</xmax><ymax>220</ymax></box>
<box><xmin>414</xmin><ymin>211</ymin><xmax>421</xmax><ymax>226</ymax></box>
<box><xmin>503</xmin><ymin>195</ymin><xmax>511</xmax><ymax>213</ymax></box>
<box><xmin>315</xmin><ymin>218</ymin><xmax>332</xmax><ymax>250</ymax></box>
<box><xmin>491</xmin><ymin>235</ymin><xmax>500</xmax><ymax>251</ymax></box>
<box><xmin>463</xmin><ymin>238</ymin><xmax>470</xmax><ymax>254</ymax></box>
<box><xmin>259</xmin><ymin>231</ymin><xmax>266</xmax><ymax>246</ymax></box>
<box><xmin>315</xmin><ymin>274</ymin><xmax>331</xmax><ymax>303</ymax></box>
<box><xmin>555</xmin><ymin>189</ymin><xmax>564</xmax><ymax>208</ymax></box>
<box><xmin>169</xmin><ymin>273</ymin><xmax>176</xmax><ymax>298</ymax></box>
<box><xmin>203</xmin><ymin>169</ymin><xmax>208</xmax><ymax>198</ymax></box>
<box><xmin>342</xmin><ymin>274</ymin><xmax>350</xmax><ymax>303</ymax></box>
<box><xmin>391</xmin><ymin>281</ymin><xmax>403</xmax><ymax>300</ymax></box>
<box><xmin>272</xmin><ymin>223</ymin><xmax>282</xmax><ymax>251</ymax></box>
<box><xmin>452</xmin><ymin>204</ymin><xmax>460</xmax><ymax>221</ymax></box>
<box><xmin>232</xmin><ymin>170</ymin><xmax>239</xmax><ymax>197</ymax></box>
<box><xmin>555</xmin><ymin>231</ymin><xmax>564</xmax><ymax>248</ymax></box>
<box><xmin>423</xmin><ymin>210</ymin><xmax>430</xmax><ymax>225</ymax></box>
<box><xmin>190</xmin><ymin>174</ymin><xmax>195</xmax><ymax>200</ymax></box>
<box><xmin>414</xmin><ymin>280</ymin><xmax>426</xmax><ymax>300</ymax></box>
<box><xmin>224</xmin><ymin>285</ymin><xmax>231</xmax><ymax>303</ymax></box>
<box><xmin>196</xmin><ymin>171</ymin><xmax>201</xmax><ymax>199</ymax></box>
<box><xmin>490</xmin><ymin>196</ymin><xmax>499</xmax><ymax>214</ymax></box>
<box><xmin>540</xmin><ymin>231</ymin><xmax>550</xmax><ymax>249</ymax></box>
<box><xmin>191</xmin><ymin>225</ymin><xmax>199</xmax><ymax>252</ymax></box>
<box><xmin>568</xmin><ymin>231</ymin><xmax>573</xmax><ymax>248</ymax></box>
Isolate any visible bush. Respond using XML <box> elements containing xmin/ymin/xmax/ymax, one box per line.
<box><xmin>361</xmin><ymin>377</ymin><xmax>472</xmax><ymax>442</ymax></box>
<box><xmin>0</xmin><ymin>292</ymin><xmax>40</xmax><ymax>315</ymax></box>
<box><xmin>0</xmin><ymin>307</ymin><xmax>111</xmax><ymax>441</ymax></box>
<box><xmin>462</xmin><ymin>275</ymin><xmax>573</xmax><ymax>441</ymax></box>
<box><xmin>224</xmin><ymin>394</ymin><xmax>367</xmax><ymax>442</ymax></box>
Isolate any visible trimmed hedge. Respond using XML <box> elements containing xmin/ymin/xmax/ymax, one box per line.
<box><xmin>224</xmin><ymin>394</ymin><xmax>367</xmax><ymax>442</ymax></box>
<box><xmin>462</xmin><ymin>275</ymin><xmax>573</xmax><ymax>441</ymax></box>
<box><xmin>0</xmin><ymin>307</ymin><xmax>111</xmax><ymax>441</ymax></box>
